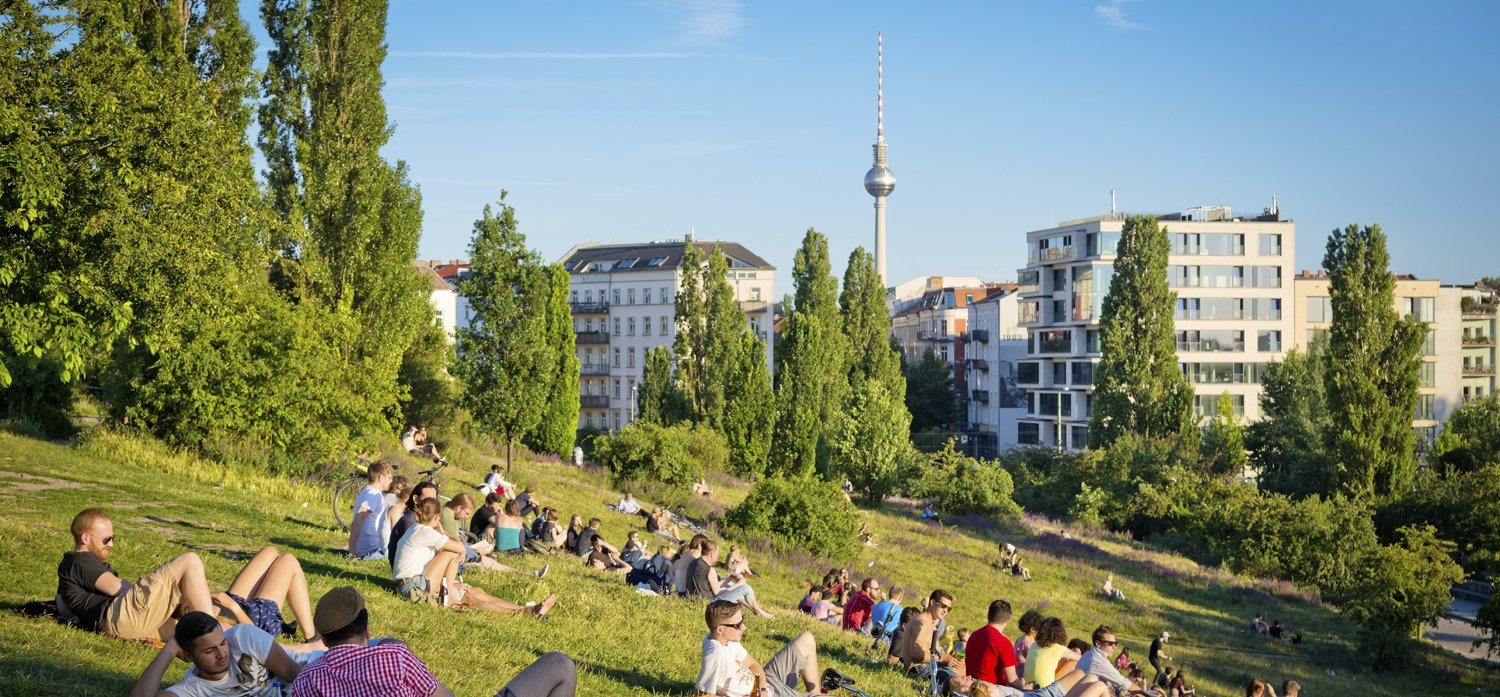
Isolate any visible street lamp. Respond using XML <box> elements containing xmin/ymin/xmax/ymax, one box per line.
<box><xmin>630</xmin><ymin>383</ymin><xmax>638</xmax><ymax>424</ymax></box>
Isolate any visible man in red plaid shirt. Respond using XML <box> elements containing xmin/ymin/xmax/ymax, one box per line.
<box><xmin>292</xmin><ymin>586</ymin><xmax>576</xmax><ymax>697</ymax></box>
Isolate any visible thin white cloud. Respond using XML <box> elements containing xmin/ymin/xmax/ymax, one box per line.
<box><xmin>392</xmin><ymin>50</ymin><xmax>698</xmax><ymax>60</ymax></box>
<box><xmin>647</xmin><ymin>0</ymin><xmax>746</xmax><ymax>45</ymax></box>
<box><xmin>1095</xmin><ymin>1</ymin><xmax>1146</xmax><ymax>31</ymax></box>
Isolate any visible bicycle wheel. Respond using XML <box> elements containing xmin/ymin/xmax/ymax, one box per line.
<box><xmin>332</xmin><ymin>477</ymin><xmax>364</xmax><ymax>531</ymax></box>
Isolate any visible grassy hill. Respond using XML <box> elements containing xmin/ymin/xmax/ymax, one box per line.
<box><xmin>1</xmin><ymin>428</ymin><xmax>1495</xmax><ymax>696</ymax></box>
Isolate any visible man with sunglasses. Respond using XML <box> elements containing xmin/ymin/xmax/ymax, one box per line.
<box><xmin>1074</xmin><ymin>626</ymin><xmax>1131</xmax><ymax>695</ymax></box>
<box><xmin>56</xmin><ymin>508</ymin><xmax>220</xmax><ymax>643</ymax></box>
<box><xmin>696</xmin><ymin>599</ymin><xmax>822</xmax><ymax>697</ymax></box>
<box><xmin>896</xmin><ymin>589</ymin><xmax>965</xmax><ymax>682</ymax></box>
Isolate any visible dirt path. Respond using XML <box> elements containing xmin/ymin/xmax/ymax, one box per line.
<box><xmin>1424</xmin><ymin>598</ymin><xmax>1496</xmax><ymax>663</ymax></box>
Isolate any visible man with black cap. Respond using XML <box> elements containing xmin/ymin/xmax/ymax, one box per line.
<box><xmin>291</xmin><ymin>586</ymin><xmax>577</xmax><ymax>697</ymax></box>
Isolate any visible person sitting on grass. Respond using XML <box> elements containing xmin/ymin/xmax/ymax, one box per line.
<box><xmin>870</xmin><ymin>585</ymin><xmax>906</xmax><ymax>642</ymax></box>
<box><xmin>1127</xmin><ymin>668</ymin><xmax>1162</xmax><ymax>696</ymax></box>
<box><xmin>622</xmin><ymin>530</ymin><xmax>647</xmax><ymax>562</ymax></box>
<box><xmin>130</xmin><ymin>611</ymin><xmax>326</xmax><ymax>697</ymax></box>
<box><xmin>1100</xmin><ymin>573</ymin><xmax>1124</xmax><ymax>600</ymax></box>
<box><xmin>1013</xmin><ymin>609</ymin><xmax>1044</xmax><ymax>679</ymax></box>
<box><xmin>1167</xmin><ymin>669</ymin><xmax>1195</xmax><ymax>697</ymax></box>
<box><xmin>1243</xmin><ymin>678</ymin><xmax>1276</xmax><ymax>697</ymax></box>
<box><xmin>802</xmin><ymin>588</ymin><xmax>841</xmax><ymax>624</ymax></box>
<box><xmin>211</xmin><ymin>546</ymin><xmax>319</xmax><ymax>643</ymax></box>
<box><xmin>565</xmin><ymin>514</ymin><xmax>586</xmax><ymax>556</ymax></box>
<box><xmin>896</xmin><ymin>589</ymin><xmax>965</xmax><ymax>684</ymax></box>
<box><xmin>946</xmin><ymin>669</ymin><xmax>1110</xmax><ymax>697</ymax></box>
<box><xmin>387</xmin><ymin>481</ymin><xmax>439</xmax><ymax>567</ymax></box>
<box><xmin>539</xmin><ymin>509</ymin><xmax>567</xmax><ymax>552</ymax></box>
<box><xmin>1268</xmin><ymin>620</ymin><xmax>1285</xmax><ymax>640</ymax></box>
<box><xmin>725</xmin><ymin>544</ymin><xmax>755</xmax><ymax>578</ymax></box>
<box><xmin>440</xmin><ymin>495</ymin><xmax>539</xmax><ymax>575</ymax></box>
<box><xmin>692</xmin><ymin>477</ymin><xmax>713</xmax><ymax>498</ymax></box>
<box><xmin>513</xmin><ymin>485</ymin><xmax>539</xmax><ymax>519</ymax></box>
<box><xmin>674</xmin><ymin>534</ymin><xmax>710</xmax><ymax>596</ymax></box>
<box><xmin>291</xmin><ymin>586</ymin><xmax>575</xmax><ymax>697</ymax></box>
<box><xmin>587</xmin><ymin>533</ymin><xmax>631</xmax><ymax>574</ymax></box>
<box><xmin>626</xmin><ymin>545</ymin><xmax>677</xmax><ymax>594</ymax></box>
<box><xmin>612</xmin><ymin>492</ymin><xmax>642</xmax><ymax>515</ymax></box>
<box><xmin>402</xmin><ymin>426</ymin><xmax>445</xmax><ymax>463</ymax></box>
<box><xmin>646</xmin><ymin>507</ymin><xmax>684</xmax><ymax>543</ymax></box>
<box><xmin>840</xmin><ymin>577</ymin><xmax>880</xmax><ymax>633</ymax></box>
<box><xmin>348</xmin><ymin>462</ymin><xmax>394</xmax><ymax>560</ymax></box>
<box><xmin>951</xmin><ymin>628</ymin><xmax>970</xmax><ymax>658</ymax></box>
<box><xmin>1279</xmin><ymin>680</ymin><xmax>1299</xmax><ymax>697</ymax></box>
<box><xmin>964</xmin><ymin>599</ymin><xmax>1024</xmax><ymax>692</ymax></box>
<box><xmin>574</xmin><ymin>517</ymin><xmax>612</xmax><ymax>558</ymax></box>
<box><xmin>56</xmin><ymin>508</ymin><xmax>221</xmax><ymax>645</ymax></box>
<box><xmin>695</xmin><ymin>599</ymin><xmax>821</xmax><ymax>697</ymax></box>
<box><xmin>687</xmin><ymin>540</ymin><xmax>776</xmax><ymax>619</ymax></box>
<box><xmin>1025</xmin><ymin>617</ymin><xmax>1085</xmax><ymax>689</ymax></box>
<box><xmin>1074</xmin><ymin>625</ymin><xmax>1132</xmax><ymax>695</ymax></box>
<box><xmin>887</xmin><ymin>606</ymin><xmax>920</xmax><ymax>665</ymax></box>
<box><xmin>1114</xmin><ymin>648</ymin><xmax>1132</xmax><ymax>673</ymax></box>
<box><xmin>392</xmin><ymin>499</ymin><xmax>556</xmax><ymax>617</ymax></box>
<box><xmin>490</xmin><ymin>499</ymin><xmax>529</xmax><ymax>554</ymax></box>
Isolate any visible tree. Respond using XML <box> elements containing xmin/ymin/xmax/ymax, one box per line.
<box><xmin>904</xmin><ymin>349</ymin><xmax>961</xmax><ymax>433</ymax></box>
<box><xmin>1430</xmin><ymin>395</ymin><xmax>1500</xmax><ymax>474</ymax></box>
<box><xmin>259</xmin><ymin>0</ymin><xmax>431</xmax><ymax>433</ymax></box>
<box><xmin>1249</xmin><ymin>342</ymin><xmax>1331</xmax><ymax>497</ymax></box>
<box><xmin>454</xmin><ymin>195</ymin><xmax>554</xmax><ymax>471</ymax></box>
<box><xmin>1322</xmin><ymin>224</ymin><xmax>1426</xmax><ymax>500</ymax></box>
<box><xmin>831</xmin><ymin>378</ymin><xmax>911</xmax><ymax>502</ymax></box>
<box><xmin>1200</xmin><ymin>391</ymin><xmax>1249</xmax><ymax>477</ymax></box>
<box><xmin>672</xmin><ymin>242</ymin><xmax>708</xmax><ymax>420</ymax></box>
<box><xmin>637</xmin><ymin>345</ymin><xmax>685</xmax><ymax>426</ymax></box>
<box><xmin>770</xmin><ymin>229</ymin><xmax>849</xmax><ymax>478</ymax></box>
<box><xmin>840</xmin><ymin>247</ymin><xmax>903</xmax><ymax>387</ymax></box>
<box><xmin>721</xmin><ymin>330</ymin><xmax>774</xmax><ymax>477</ymax></box>
<box><xmin>524</xmin><ymin>264</ymin><xmax>580</xmax><ymax>457</ymax></box>
<box><xmin>1342</xmin><ymin>525</ymin><xmax>1464</xmax><ymax>667</ymax></box>
<box><xmin>396</xmin><ymin>321</ymin><xmax>460</xmax><ymax>434</ymax></box>
<box><xmin>1090</xmin><ymin>215</ymin><xmax>1194</xmax><ymax>447</ymax></box>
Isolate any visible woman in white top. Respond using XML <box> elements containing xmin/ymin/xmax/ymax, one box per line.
<box><xmin>392</xmin><ymin>499</ymin><xmax>555</xmax><ymax>617</ymax></box>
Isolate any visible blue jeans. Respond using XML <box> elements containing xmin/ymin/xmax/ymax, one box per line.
<box><xmin>715</xmin><ymin>583</ymin><xmax>756</xmax><ymax>604</ymax></box>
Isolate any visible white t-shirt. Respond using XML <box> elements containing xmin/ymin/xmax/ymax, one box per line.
<box><xmin>392</xmin><ymin>524</ymin><xmax>448</xmax><ymax>581</ymax></box>
<box><xmin>352</xmin><ymin>485</ymin><xmax>389</xmax><ymax>556</ymax></box>
<box><xmin>696</xmin><ymin>635</ymin><xmax>755</xmax><ymax>697</ymax></box>
<box><xmin>166</xmin><ymin>625</ymin><xmax>322</xmax><ymax>697</ymax></box>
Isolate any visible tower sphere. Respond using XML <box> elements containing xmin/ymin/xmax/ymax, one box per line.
<box><xmin>865</xmin><ymin>164</ymin><xmax>896</xmax><ymax>197</ymax></box>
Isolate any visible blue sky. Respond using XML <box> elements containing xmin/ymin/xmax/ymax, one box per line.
<box><xmin>241</xmin><ymin>0</ymin><xmax>1500</xmax><ymax>291</ymax></box>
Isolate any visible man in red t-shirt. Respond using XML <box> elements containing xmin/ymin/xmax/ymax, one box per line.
<box><xmin>841</xmin><ymin>578</ymin><xmax>881</xmax><ymax>632</ymax></box>
<box><xmin>964</xmin><ymin>599</ymin><xmax>1024</xmax><ymax>691</ymax></box>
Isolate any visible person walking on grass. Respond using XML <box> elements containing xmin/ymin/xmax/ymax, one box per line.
<box><xmin>291</xmin><ymin>586</ymin><xmax>576</xmax><ymax>697</ymax></box>
<box><xmin>695</xmin><ymin>599</ymin><xmax>821</xmax><ymax>697</ymax></box>
<box><xmin>57</xmin><ymin>508</ymin><xmax>220</xmax><ymax>644</ymax></box>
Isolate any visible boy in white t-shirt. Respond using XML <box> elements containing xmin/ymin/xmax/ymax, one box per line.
<box><xmin>392</xmin><ymin>499</ymin><xmax>557</xmax><ymax>617</ymax></box>
<box><xmin>347</xmin><ymin>462</ymin><xmax>393</xmax><ymax>560</ymax></box>
<box><xmin>696</xmin><ymin>600</ymin><xmax>821</xmax><ymax>697</ymax></box>
<box><xmin>130</xmin><ymin>611</ymin><xmax>324</xmax><ymax>697</ymax></box>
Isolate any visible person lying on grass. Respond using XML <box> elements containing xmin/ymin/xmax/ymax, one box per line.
<box><xmin>348</xmin><ymin>461</ymin><xmax>394</xmax><ymax>560</ymax></box>
<box><xmin>57</xmin><ymin>508</ymin><xmax>221</xmax><ymax>644</ymax></box>
<box><xmin>392</xmin><ymin>499</ymin><xmax>556</xmax><ymax>617</ymax></box>
<box><xmin>686</xmin><ymin>540</ymin><xmax>776</xmax><ymax>619</ymax></box>
<box><xmin>290</xmin><ymin>586</ymin><xmax>576</xmax><ymax>697</ymax></box>
<box><xmin>946</xmin><ymin>668</ymin><xmax>1110</xmax><ymax>697</ymax></box>
<box><xmin>130</xmin><ymin>610</ymin><xmax>325</xmax><ymax>697</ymax></box>
<box><xmin>696</xmin><ymin>599</ymin><xmax>821</xmax><ymax>697</ymax></box>
<box><xmin>210</xmin><ymin>546</ymin><xmax>319</xmax><ymax>643</ymax></box>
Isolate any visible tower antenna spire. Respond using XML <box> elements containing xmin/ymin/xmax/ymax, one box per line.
<box><xmin>877</xmin><ymin>30</ymin><xmax>884</xmax><ymax>142</ymax></box>
<box><xmin>864</xmin><ymin>31</ymin><xmax>896</xmax><ymax>285</ymax></box>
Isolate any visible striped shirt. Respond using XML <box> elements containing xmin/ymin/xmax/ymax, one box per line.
<box><xmin>290</xmin><ymin>643</ymin><xmax>439</xmax><ymax>697</ymax></box>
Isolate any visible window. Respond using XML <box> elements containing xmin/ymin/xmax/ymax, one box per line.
<box><xmin>613</xmin><ymin>348</ymin><xmax>621</xmax><ymax>367</ymax></box>
<box><xmin>750</xmin><ymin>287</ymin><xmax>762</xmax><ymax>302</ymax></box>
<box><xmin>1415</xmin><ymin>394</ymin><xmax>1436</xmax><ymax>421</ymax></box>
<box><xmin>1306</xmin><ymin>296</ymin><xmax>1333</xmax><ymax>323</ymax></box>
<box><xmin>661</xmin><ymin>288</ymin><xmax>670</xmax><ymax>304</ymax></box>
<box><xmin>584</xmin><ymin>318</ymin><xmax>593</xmax><ymax>332</ymax></box>
<box><xmin>1086</xmin><ymin>232</ymin><xmax>1121</xmax><ymax>256</ymax></box>
<box><xmin>1169</xmin><ymin>265</ymin><xmax>1244</xmax><ymax>288</ymax></box>
<box><xmin>1019</xmin><ymin>301</ymin><xmax>1040</xmax><ymax>324</ymax></box>
<box><xmin>584</xmin><ymin>289</ymin><xmax>594</xmax><ymax>303</ymax></box>
<box><xmin>660</xmin><ymin>316</ymin><xmax>670</xmax><ymax>335</ymax></box>
<box><xmin>613</xmin><ymin>378</ymin><xmax>621</xmax><ymax>398</ymax></box>
<box><xmin>570</xmin><ymin>290</ymin><xmax>578</xmax><ymax>303</ymax></box>
<box><xmin>1176</xmin><ymin>330</ymin><xmax>1245</xmax><ymax>352</ymax></box>
<box><xmin>1019</xmin><ymin>270</ymin><xmax>1040</xmax><ymax>294</ymax></box>
<box><xmin>1248</xmin><ymin>266</ymin><xmax>1281</xmax><ymax>288</ymax></box>
<box><xmin>1053</xmin><ymin>362</ymin><xmax>1067</xmax><ymax>386</ymax></box>
<box><xmin>612</xmin><ymin>410</ymin><xmax>620</xmax><ymax>430</ymax></box>
<box><xmin>1018</xmin><ymin>362</ymin><xmax>1041</xmax><ymax>384</ymax></box>
<box><xmin>1070</xmin><ymin>362</ymin><xmax>1094</xmax><ymax>385</ymax></box>
<box><xmin>613</xmin><ymin>289</ymin><xmax>621</xmax><ymax>305</ymax></box>
<box><xmin>940</xmin><ymin>346</ymin><xmax>949</xmax><ymax>362</ymax></box>
<box><xmin>627</xmin><ymin>317</ymin><xmax>636</xmax><ymax>336</ymax></box>
<box><xmin>612</xmin><ymin>317</ymin><xmax>621</xmax><ymax>336</ymax></box>
<box><xmin>1018</xmin><ymin>423</ymin><xmax>1041</xmax><ymax>445</ymax></box>
<box><xmin>643</xmin><ymin>317</ymin><xmax>651</xmax><ymax>336</ymax></box>
<box><xmin>628</xmin><ymin>347</ymin><xmax>636</xmax><ymax>368</ymax></box>
<box><xmin>1070</xmin><ymin>425</ymin><xmax>1090</xmax><ymax>448</ymax></box>
<box><xmin>1419</xmin><ymin>361</ymin><xmax>1435</xmax><ymax>387</ymax></box>
<box><xmin>1039</xmin><ymin>236</ymin><xmax>1073</xmax><ymax>261</ymax></box>
<box><xmin>1172</xmin><ymin>233</ymin><xmax>1243</xmax><ymax>256</ymax></box>
<box><xmin>1257</xmin><ymin>330</ymin><xmax>1282</xmax><ymax>352</ymax></box>
<box><xmin>1195</xmin><ymin>393</ymin><xmax>1245</xmax><ymax>417</ymax></box>
<box><xmin>1259</xmin><ymin>234</ymin><xmax>1282</xmax><ymax>256</ymax></box>
<box><xmin>627</xmin><ymin>288</ymin><xmax>636</xmax><ymax>304</ymax></box>
<box><xmin>1039</xmin><ymin>392</ymin><xmax>1072</xmax><ymax>417</ymax></box>
<box><xmin>1177</xmin><ymin>298</ymin><xmax>1279</xmax><ymax>321</ymax></box>
<box><xmin>1182</xmin><ymin>363</ymin><xmax>1265</xmax><ymax>384</ymax></box>
<box><xmin>644</xmin><ymin>288</ymin><xmax>652</xmax><ymax>304</ymax></box>
<box><xmin>1052</xmin><ymin>300</ymin><xmax>1067</xmax><ymax>323</ymax></box>
<box><xmin>1422</xmin><ymin>331</ymin><xmax>1436</xmax><ymax>356</ymax></box>
<box><xmin>1051</xmin><ymin>269</ymin><xmax>1067</xmax><ymax>292</ymax></box>
<box><xmin>1039</xmin><ymin>330</ymin><xmax>1072</xmax><ymax>353</ymax></box>
<box><xmin>645</xmin><ymin>256</ymin><xmax>669</xmax><ymax>267</ymax></box>
<box><xmin>1401</xmin><ymin>297</ymin><xmax>1435</xmax><ymax>323</ymax></box>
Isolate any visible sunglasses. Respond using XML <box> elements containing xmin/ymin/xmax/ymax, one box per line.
<box><xmin>1100</xmin><ymin>640</ymin><xmax>1118</xmax><ymax>647</ymax></box>
<box><xmin>721</xmin><ymin>620</ymin><xmax>745</xmax><ymax>630</ymax></box>
<box><xmin>938</xmin><ymin>602</ymin><xmax>953</xmax><ymax>611</ymax></box>
<box><xmin>101</xmin><ymin>535</ymin><xmax>115</xmax><ymax>545</ymax></box>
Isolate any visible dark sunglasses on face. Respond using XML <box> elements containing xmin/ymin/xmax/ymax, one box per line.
<box><xmin>721</xmin><ymin>620</ymin><xmax>745</xmax><ymax>630</ymax></box>
<box><xmin>101</xmin><ymin>536</ymin><xmax>115</xmax><ymax>545</ymax></box>
<box><xmin>1100</xmin><ymin>640</ymin><xmax>1118</xmax><ymax>646</ymax></box>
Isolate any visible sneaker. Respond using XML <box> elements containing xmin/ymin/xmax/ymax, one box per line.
<box><xmin>535</xmin><ymin>563</ymin><xmax>550</xmax><ymax>579</ymax></box>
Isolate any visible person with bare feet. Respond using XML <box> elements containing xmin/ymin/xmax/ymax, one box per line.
<box><xmin>129</xmin><ymin>610</ymin><xmax>325</xmax><ymax>697</ymax></box>
<box><xmin>696</xmin><ymin>600</ymin><xmax>821</xmax><ymax>697</ymax></box>
<box><xmin>57</xmin><ymin>508</ymin><xmax>220</xmax><ymax>644</ymax></box>
<box><xmin>291</xmin><ymin>587</ymin><xmax>576</xmax><ymax>697</ymax></box>
<box><xmin>392</xmin><ymin>499</ymin><xmax>556</xmax><ymax>617</ymax></box>
<box><xmin>211</xmin><ymin>546</ymin><xmax>317</xmax><ymax>642</ymax></box>
<box><xmin>646</xmin><ymin>507</ymin><xmax>684</xmax><ymax>543</ymax></box>
<box><xmin>946</xmin><ymin>669</ymin><xmax>1110</xmax><ymax>697</ymax></box>
<box><xmin>686</xmin><ymin>540</ymin><xmax>775</xmax><ymax>619</ymax></box>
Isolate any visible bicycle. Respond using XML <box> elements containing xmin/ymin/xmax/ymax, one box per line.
<box><xmin>332</xmin><ymin>461</ymin><xmax>449</xmax><ymax>531</ymax></box>
<box><xmin>821</xmin><ymin>668</ymin><xmax>876</xmax><ymax>697</ymax></box>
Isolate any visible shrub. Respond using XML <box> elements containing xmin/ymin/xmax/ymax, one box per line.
<box><xmin>1342</xmin><ymin>525</ymin><xmax>1464</xmax><ymax>668</ymax></box>
<box><xmin>684</xmin><ymin>424</ymin><xmax>729</xmax><ymax>474</ymax></box>
<box><xmin>591</xmin><ymin>422</ymin><xmax>710</xmax><ymax>494</ymax></box>
<box><xmin>723</xmin><ymin>475</ymin><xmax>860</xmax><ymax>560</ymax></box>
<box><xmin>909</xmin><ymin>440</ymin><xmax>1020</xmax><ymax>518</ymax></box>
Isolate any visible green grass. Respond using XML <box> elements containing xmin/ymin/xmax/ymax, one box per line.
<box><xmin>0</xmin><ymin>428</ymin><xmax>1495</xmax><ymax>696</ymax></box>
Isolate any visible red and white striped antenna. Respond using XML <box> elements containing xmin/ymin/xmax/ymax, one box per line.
<box><xmin>877</xmin><ymin>30</ymin><xmax>884</xmax><ymax>142</ymax></box>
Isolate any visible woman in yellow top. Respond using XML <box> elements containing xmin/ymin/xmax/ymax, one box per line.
<box><xmin>1024</xmin><ymin>617</ymin><xmax>1083</xmax><ymax>688</ymax></box>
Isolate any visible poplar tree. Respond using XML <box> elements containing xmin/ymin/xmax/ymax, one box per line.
<box><xmin>831</xmin><ymin>247</ymin><xmax>911</xmax><ymax>497</ymax></box>
<box><xmin>721</xmin><ymin>330</ymin><xmax>775</xmax><ymax>476</ymax></box>
<box><xmin>1200</xmin><ymin>391</ymin><xmax>1249</xmax><ymax>477</ymax></box>
<box><xmin>1250</xmin><ymin>342</ymin><xmax>1331</xmax><ymax>496</ymax></box>
<box><xmin>840</xmin><ymin>247</ymin><xmax>903</xmax><ymax>387</ymax></box>
<box><xmin>672</xmin><ymin>242</ymin><xmax>708</xmax><ymax>420</ymax></box>
<box><xmin>454</xmin><ymin>195</ymin><xmax>554</xmax><ymax>471</ymax></box>
<box><xmin>524</xmin><ymin>264</ymin><xmax>580</xmax><ymax>457</ymax></box>
<box><xmin>1089</xmin><ymin>215</ymin><xmax>1194</xmax><ymax>447</ymax></box>
<box><xmin>674</xmin><ymin>244</ymin><xmax>749</xmax><ymax>427</ymax></box>
<box><xmin>770</xmin><ymin>229</ymin><xmax>849</xmax><ymax>478</ymax></box>
<box><xmin>637</xmin><ymin>345</ymin><xmax>684</xmax><ymax>426</ymax></box>
<box><xmin>1322</xmin><ymin>224</ymin><xmax>1425</xmax><ymax>499</ymax></box>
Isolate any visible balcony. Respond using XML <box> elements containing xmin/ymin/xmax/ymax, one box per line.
<box><xmin>970</xmin><ymin>329</ymin><xmax>990</xmax><ymax>343</ymax></box>
<box><xmin>1464</xmin><ymin>366</ymin><xmax>1496</xmax><ymax>377</ymax></box>
<box><xmin>740</xmin><ymin>300</ymin><xmax>771</xmax><ymax>312</ymax></box>
<box><xmin>580</xmin><ymin>363</ymin><xmax>610</xmax><ymax>376</ymax></box>
<box><xmin>580</xmin><ymin>395</ymin><xmax>610</xmax><ymax>408</ymax></box>
<box><xmin>1463</xmin><ymin>337</ymin><xmax>1496</xmax><ymax>347</ymax></box>
<box><xmin>1040</xmin><ymin>246</ymin><xmax>1074</xmax><ymax>262</ymax></box>
<box><xmin>917</xmin><ymin>330</ymin><xmax>954</xmax><ymax>342</ymax></box>
<box><xmin>970</xmin><ymin>390</ymin><xmax>990</xmax><ymax>404</ymax></box>
<box><xmin>576</xmin><ymin>331</ymin><xmax>610</xmax><ymax>344</ymax></box>
<box><xmin>570</xmin><ymin>301</ymin><xmax>609</xmax><ymax>315</ymax></box>
<box><xmin>967</xmin><ymin>358</ymin><xmax>989</xmax><ymax>371</ymax></box>
<box><xmin>1463</xmin><ymin>306</ymin><xmax>1498</xmax><ymax>318</ymax></box>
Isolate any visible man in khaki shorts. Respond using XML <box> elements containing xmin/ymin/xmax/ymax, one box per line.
<box><xmin>56</xmin><ymin>508</ymin><xmax>219</xmax><ymax>643</ymax></box>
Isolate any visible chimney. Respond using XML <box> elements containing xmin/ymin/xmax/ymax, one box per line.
<box><xmin>685</xmin><ymin>231</ymin><xmax>694</xmax><ymax>243</ymax></box>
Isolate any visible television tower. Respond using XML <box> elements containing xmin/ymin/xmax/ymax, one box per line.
<box><xmin>864</xmin><ymin>31</ymin><xmax>896</xmax><ymax>285</ymax></box>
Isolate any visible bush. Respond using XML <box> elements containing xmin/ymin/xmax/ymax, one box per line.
<box><xmin>591</xmin><ymin>422</ymin><xmax>717</xmax><ymax>494</ymax></box>
<box><xmin>908</xmin><ymin>440</ymin><xmax>1020</xmax><ymax>518</ymax></box>
<box><xmin>723</xmin><ymin>475</ymin><xmax>860</xmax><ymax>560</ymax></box>
<box><xmin>1342</xmin><ymin>525</ymin><xmax>1464</xmax><ymax>668</ymax></box>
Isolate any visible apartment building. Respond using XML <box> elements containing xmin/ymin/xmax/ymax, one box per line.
<box><xmin>559</xmin><ymin>237</ymin><xmax>775</xmax><ymax>433</ymax></box>
<box><xmin>890</xmin><ymin>281</ymin><xmax>1012</xmax><ymax>398</ymax></box>
<box><xmin>1015</xmin><ymin>205</ymin><xmax>1296</xmax><ymax>449</ymax></box>
<box><xmin>964</xmin><ymin>288</ymin><xmax>1029</xmax><ymax>457</ymax></box>
<box><xmin>413</xmin><ymin>262</ymin><xmax>459</xmax><ymax>340</ymax></box>
<box><xmin>1294</xmin><ymin>274</ymin><xmax>1498</xmax><ymax>448</ymax></box>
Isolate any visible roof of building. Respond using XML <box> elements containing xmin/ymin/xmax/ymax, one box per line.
<box><xmin>969</xmin><ymin>285</ymin><xmax>1019</xmax><ymax>305</ymax></box>
<box><xmin>414</xmin><ymin>264</ymin><xmax>453</xmax><ymax>292</ymax></box>
<box><xmin>415</xmin><ymin>259</ymin><xmax>471</xmax><ymax>282</ymax></box>
<box><xmin>892</xmin><ymin>284</ymin><xmax>1010</xmax><ymax>318</ymax></box>
<box><xmin>1295</xmin><ymin>269</ymin><xmax>1425</xmax><ymax>281</ymax></box>
<box><xmin>559</xmin><ymin>239</ymin><xmax>774</xmax><ymax>274</ymax></box>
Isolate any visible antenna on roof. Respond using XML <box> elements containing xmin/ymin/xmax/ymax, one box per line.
<box><xmin>1110</xmin><ymin>189</ymin><xmax>1116</xmax><ymax>215</ymax></box>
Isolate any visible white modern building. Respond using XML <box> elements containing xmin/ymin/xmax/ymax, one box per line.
<box><xmin>559</xmin><ymin>237</ymin><xmax>775</xmax><ymax>433</ymax></box>
<box><xmin>1015</xmin><ymin>204</ymin><xmax>1296</xmax><ymax>449</ymax></box>
<box><xmin>964</xmin><ymin>288</ymin><xmax>1029</xmax><ymax>457</ymax></box>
